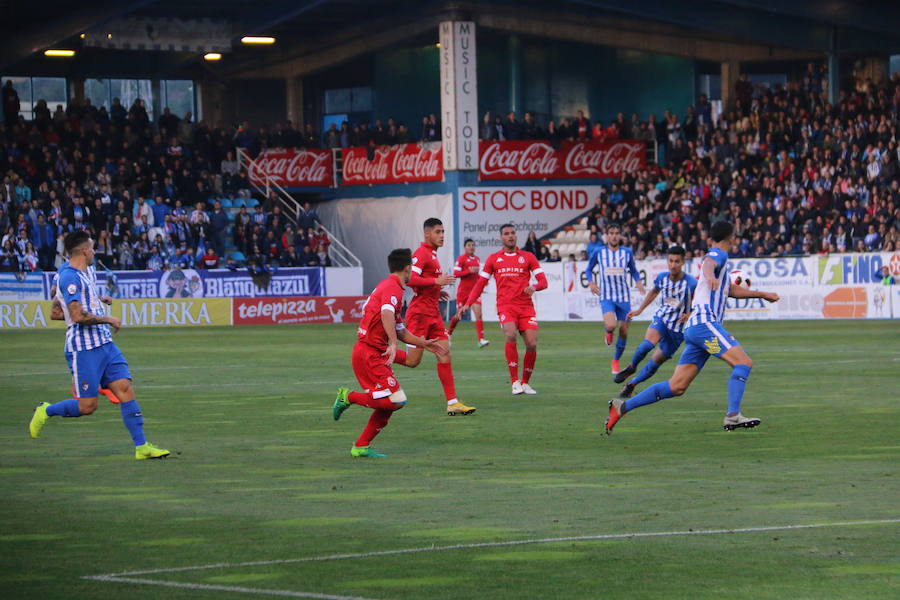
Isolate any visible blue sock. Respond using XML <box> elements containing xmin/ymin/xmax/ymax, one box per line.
<box><xmin>728</xmin><ymin>365</ymin><xmax>752</xmax><ymax>414</ymax></box>
<box><xmin>120</xmin><ymin>400</ymin><xmax>146</xmax><ymax>446</ymax></box>
<box><xmin>45</xmin><ymin>398</ymin><xmax>81</xmax><ymax>418</ymax></box>
<box><xmin>614</xmin><ymin>336</ymin><xmax>627</xmax><ymax>361</ymax></box>
<box><xmin>629</xmin><ymin>340</ymin><xmax>655</xmax><ymax>367</ymax></box>
<box><xmin>630</xmin><ymin>360</ymin><xmax>661</xmax><ymax>386</ymax></box>
<box><xmin>623</xmin><ymin>381</ymin><xmax>673</xmax><ymax>413</ymax></box>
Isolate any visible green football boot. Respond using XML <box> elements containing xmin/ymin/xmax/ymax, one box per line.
<box><xmin>333</xmin><ymin>387</ymin><xmax>351</xmax><ymax>421</ymax></box>
<box><xmin>350</xmin><ymin>445</ymin><xmax>387</xmax><ymax>458</ymax></box>
<box><xmin>28</xmin><ymin>402</ymin><xmax>51</xmax><ymax>439</ymax></box>
<box><xmin>135</xmin><ymin>442</ymin><xmax>170</xmax><ymax>460</ymax></box>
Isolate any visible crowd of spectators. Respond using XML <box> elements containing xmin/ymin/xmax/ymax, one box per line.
<box><xmin>0</xmin><ymin>88</ymin><xmax>331</xmax><ymax>273</ymax></box>
<box><xmin>2</xmin><ymin>61</ymin><xmax>898</xmax><ymax>273</ymax></box>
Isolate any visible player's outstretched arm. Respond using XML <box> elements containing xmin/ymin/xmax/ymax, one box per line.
<box><xmin>627</xmin><ymin>288</ymin><xmax>659</xmax><ymax>320</ymax></box>
<box><xmin>729</xmin><ymin>286</ymin><xmax>779</xmax><ymax>303</ymax></box>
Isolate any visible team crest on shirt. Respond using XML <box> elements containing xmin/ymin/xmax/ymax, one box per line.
<box><xmin>704</xmin><ymin>337</ymin><xmax>721</xmax><ymax>354</ymax></box>
<box><xmin>412</xmin><ymin>257</ymin><xmax>418</xmax><ymax>265</ymax></box>
<box><xmin>387</xmin><ymin>377</ymin><xmax>397</xmax><ymax>387</ymax></box>
<box><xmin>81</xmin><ymin>381</ymin><xmax>89</xmax><ymax>391</ymax></box>
<box><xmin>390</xmin><ymin>296</ymin><xmax>398</xmax><ymax>306</ymax></box>
<box><xmin>67</xmin><ymin>284</ymin><xmax>77</xmax><ymax>295</ymax></box>
<box><xmin>518</xmin><ymin>256</ymin><xmax>525</xmax><ymax>263</ymax></box>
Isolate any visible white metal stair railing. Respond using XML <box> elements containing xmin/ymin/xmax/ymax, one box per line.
<box><xmin>236</xmin><ymin>148</ymin><xmax>361</xmax><ymax>268</ymax></box>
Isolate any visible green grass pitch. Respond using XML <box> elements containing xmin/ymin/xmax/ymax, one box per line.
<box><xmin>2</xmin><ymin>320</ymin><xmax>899</xmax><ymax>599</ymax></box>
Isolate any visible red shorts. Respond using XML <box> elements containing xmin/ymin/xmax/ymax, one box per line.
<box><xmin>352</xmin><ymin>343</ymin><xmax>401</xmax><ymax>395</ymax></box>
<box><xmin>404</xmin><ymin>309</ymin><xmax>449</xmax><ymax>347</ymax></box>
<box><xmin>457</xmin><ymin>290</ymin><xmax>481</xmax><ymax>307</ymax></box>
<box><xmin>497</xmin><ymin>304</ymin><xmax>539</xmax><ymax>332</ymax></box>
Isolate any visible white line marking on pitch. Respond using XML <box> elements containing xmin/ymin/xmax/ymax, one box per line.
<box><xmin>84</xmin><ymin>518</ymin><xmax>900</xmax><ymax>598</ymax></box>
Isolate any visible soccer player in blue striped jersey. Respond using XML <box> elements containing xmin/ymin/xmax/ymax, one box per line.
<box><xmin>605</xmin><ymin>221</ymin><xmax>779</xmax><ymax>434</ymax></box>
<box><xmin>613</xmin><ymin>246</ymin><xmax>697</xmax><ymax>397</ymax></box>
<box><xmin>586</xmin><ymin>223</ymin><xmax>645</xmax><ymax>374</ymax></box>
<box><xmin>28</xmin><ymin>231</ymin><xmax>170</xmax><ymax>459</ymax></box>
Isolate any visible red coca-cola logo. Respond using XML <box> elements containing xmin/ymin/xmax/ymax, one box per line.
<box><xmin>342</xmin><ymin>143</ymin><xmax>443</xmax><ymax>185</ymax></box>
<box><xmin>563</xmin><ymin>142</ymin><xmax>644</xmax><ymax>176</ymax></box>
<box><xmin>479</xmin><ymin>140</ymin><xmax>645</xmax><ymax>180</ymax></box>
<box><xmin>480</xmin><ymin>142</ymin><xmax>558</xmax><ymax>176</ymax></box>
<box><xmin>250</xmin><ymin>149</ymin><xmax>334</xmax><ymax>186</ymax></box>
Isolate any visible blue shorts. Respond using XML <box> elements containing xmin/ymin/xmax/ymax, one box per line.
<box><xmin>678</xmin><ymin>322</ymin><xmax>741</xmax><ymax>371</ymax></box>
<box><xmin>648</xmin><ymin>317</ymin><xmax>685</xmax><ymax>358</ymax></box>
<box><xmin>600</xmin><ymin>299</ymin><xmax>630</xmax><ymax>322</ymax></box>
<box><xmin>66</xmin><ymin>343</ymin><xmax>131</xmax><ymax>398</ymax></box>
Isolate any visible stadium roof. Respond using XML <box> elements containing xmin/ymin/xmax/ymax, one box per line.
<box><xmin>3</xmin><ymin>0</ymin><xmax>900</xmax><ymax>75</ymax></box>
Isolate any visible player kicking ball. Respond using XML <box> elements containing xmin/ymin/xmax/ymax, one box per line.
<box><xmin>333</xmin><ymin>248</ymin><xmax>448</xmax><ymax>458</ymax></box>
<box><xmin>394</xmin><ymin>218</ymin><xmax>476</xmax><ymax>416</ymax></box>
<box><xmin>586</xmin><ymin>223</ymin><xmax>646</xmax><ymax>373</ymax></box>
<box><xmin>457</xmin><ymin>224</ymin><xmax>547</xmax><ymax>395</ymax></box>
<box><xmin>28</xmin><ymin>231</ymin><xmax>169</xmax><ymax>460</ymax></box>
<box><xmin>605</xmin><ymin>221</ymin><xmax>779</xmax><ymax>434</ymax></box>
<box><xmin>447</xmin><ymin>238</ymin><xmax>490</xmax><ymax>348</ymax></box>
<box><xmin>614</xmin><ymin>246</ymin><xmax>697</xmax><ymax>398</ymax></box>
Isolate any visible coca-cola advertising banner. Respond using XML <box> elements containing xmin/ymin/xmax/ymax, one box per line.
<box><xmin>249</xmin><ymin>148</ymin><xmax>335</xmax><ymax>187</ymax></box>
<box><xmin>479</xmin><ymin>140</ymin><xmax>645</xmax><ymax>181</ymax></box>
<box><xmin>458</xmin><ymin>185</ymin><xmax>602</xmax><ymax>252</ymax></box>
<box><xmin>233</xmin><ymin>296</ymin><xmax>367</xmax><ymax>325</ymax></box>
<box><xmin>342</xmin><ymin>143</ymin><xmax>443</xmax><ymax>186</ymax></box>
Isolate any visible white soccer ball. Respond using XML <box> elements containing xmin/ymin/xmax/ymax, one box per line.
<box><xmin>729</xmin><ymin>269</ymin><xmax>752</xmax><ymax>289</ymax></box>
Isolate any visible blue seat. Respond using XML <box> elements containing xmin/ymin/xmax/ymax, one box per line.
<box><xmin>231</xmin><ymin>251</ymin><xmax>246</xmax><ymax>263</ymax></box>
<box><xmin>219</xmin><ymin>198</ymin><xmax>233</xmax><ymax>209</ymax></box>
<box><xmin>244</xmin><ymin>198</ymin><xmax>260</xmax><ymax>208</ymax></box>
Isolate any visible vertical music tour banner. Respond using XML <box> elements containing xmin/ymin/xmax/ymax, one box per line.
<box><xmin>439</xmin><ymin>21</ymin><xmax>479</xmax><ymax>171</ymax></box>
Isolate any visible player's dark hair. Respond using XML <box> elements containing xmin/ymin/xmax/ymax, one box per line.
<box><xmin>387</xmin><ymin>248</ymin><xmax>412</xmax><ymax>273</ymax></box>
<box><xmin>499</xmin><ymin>223</ymin><xmax>515</xmax><ymax>233</ymax></box>
<box><xmin>667</xmin><ymin>245</ymin><xmax>686</xmax><ymax>257</ymax></box>
<box><xmin>464</xmin><ymin>238</ymin><xmax>474</xmax><ymax>245</ymax></box>
<box><xmin>423</xmin><ymin>218</ymin><xmax>443</xmax><ymax>229</ymax></box>
<box><xmin>606</xmin><ymin>223</ymin><xmax>621</xmax><ymax>232</ymax></box>
<box><xmin>711</xmin><ymin>220</ymin><xmax>734</xmax><ymax>242</ymax></box>
<box><xmin>64</xmin><ymin>230</ymin><xmax>91</xmax><ymax>254</ymax></box>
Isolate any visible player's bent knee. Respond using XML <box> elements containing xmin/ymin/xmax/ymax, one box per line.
<box><xmin>78</xmin><ymin>398</ymin><xmax>99</xmax><ymax>414</ymax></box>
<box><xmin>389</xmin><ymin>390</ymin><xmax>407</xmax><ymax>407</ymax></box>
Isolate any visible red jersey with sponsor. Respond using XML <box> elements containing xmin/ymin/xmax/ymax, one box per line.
<box><xmin>407</xmin><ymin>242</ymin><xmax>443</xmax><ymax>315</ymax></box>
<box><xmin>453</xmin><ymin>252</ymin><xmax>481</xmax><ymax>301</ymax></box>
<box><xmin>357</xmin><ymin>274</ymin><xmax>405</xmax><ymax>351</ymax></box>
<box><xmin>478</xmin><ymin>249</ymin><xmax>544</xmax><ymax>309</ymax></box>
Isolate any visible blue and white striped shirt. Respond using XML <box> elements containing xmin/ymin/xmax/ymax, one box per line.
<box><xmin>56</xmin><ymin>265</ymin><xmax>113</xmax><ymax>352</ymax></box>
<box><xmin>586</xmin><ymin>245</ymin><xmax>641</xmax><ymax>302</ymax></box>
<box><xmin>686</xmin><ymin>248</ymin><xmax>730</xmax><ymax>327</ymax></box>
<box><xmin>652</xmin><ymin>272</ymin><xmax>697</xmax><ymax>333</ymax></box>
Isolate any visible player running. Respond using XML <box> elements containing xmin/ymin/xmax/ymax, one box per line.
<box><xmin>458</xmin><ymin>224</ymin><xmax>548</xmax><ymax>395</ymax></box>
<box><xmin>28</xmin><ymin>231</ymin><xmax>169</xmax><ymax>459</ymax></box>
<box><xmin>586</xmin><ymin>223</ymin><xmax>646</xmax><ymax>374</ymax></box>
<box><xmin>397</xmin><ymin>218</ymin><xmax>476</xmax><ymax>416</ymax></box>
<box><xmin>332</xmin><ymin>248</ymin><xmax>448</xmax><ymax>458</ymax></box>
<box><xmin>447</xmin><ymin>237</ymin><xmax>489</xmax><ymax>348</ymax></box>
<box><xmin>614</xmin><ymin>246</ymin><xmax>697</xmax><ymax>398</ymax></box>
<box><xmin>605</xmin><ymin>221</ymin><xmax>779</xmax><ymax>434</ymax></box>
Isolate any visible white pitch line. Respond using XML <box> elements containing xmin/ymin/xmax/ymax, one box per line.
<box><xmin>85</xmin><ymin>518</ymin><xmax>900</xmax><ymax>581</ymax></box>
<box><xmin>82</xmin><ymin>575</ymin><xmax>379</xmax><ymax>600</ymax></box>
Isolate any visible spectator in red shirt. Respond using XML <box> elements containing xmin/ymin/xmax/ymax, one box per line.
<box><xmin>200</xmin><ymin>247</ymin><xmax>218</xmax><ymax>269</ymax></box>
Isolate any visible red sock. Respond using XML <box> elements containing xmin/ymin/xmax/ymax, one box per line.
<box><xmin>393</xmin><ymin>349</ymin><xmax>407</xmax><ymax>366</ymax></box>
<box><xmin>349</xmin><ymin>391</ymin><xmax>397</xmax><ymax>410</ymax></box>
<box><xmin>505</xmin><ymin>342</ymin><xmax>519</xmax><ymax>383</ymax></box>
<box><xmin>475</xmin><ymin>319</ymin><xmax>484</xmax><ymax>340</ymax></box>
<box><xmin>355</xmin><ymin>408</ymin><xmax>393</xmax><ymax>447</ymax></box>
<box><xmin>436</xmin><ymin>362</ymin><xmax>457</xmax><ymax>401</ymax></box>
<box><xmin>522</xmin><ymin>350</ymin><xmax>536</xmax><ymax>383</ymax></box>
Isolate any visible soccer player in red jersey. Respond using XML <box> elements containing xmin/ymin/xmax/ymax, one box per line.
<box><xmin>458</xmin><ymin>224</ymin><xmax>548</xmax><ymax>395</ymax></box>
<box><xmin>332</xmin><ymin>248</ymin><xmax>447</xmax><ymax>458</ymax></box>
<box><xmin>447</xmin><ymin>237</ymin><xmax>490</xmax><ymax>348</ymax></box>
<box><xmin>399</xmin><ymin>218</ymin><xmax>476</xmax><ymax>416</ymax></box>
